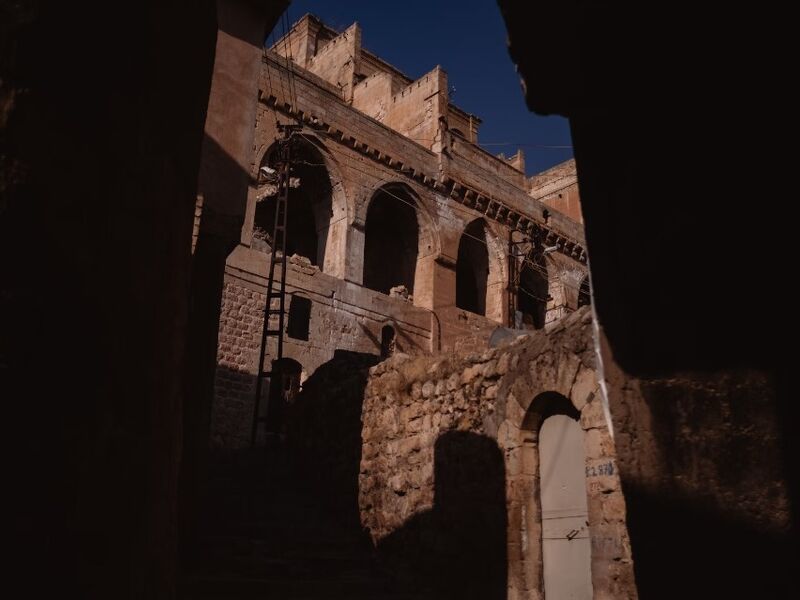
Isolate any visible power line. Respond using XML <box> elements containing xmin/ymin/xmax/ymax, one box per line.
<box><xmin>259</xmin><ymin>133</ymin><xmax>587</xmax><ymax>301</ymax></box>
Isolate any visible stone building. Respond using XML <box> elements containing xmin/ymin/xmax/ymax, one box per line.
<box><xmin>202</xmin><ymin>14</ymin><xmax>634</xmax><ymax>599</ymax></box>
<box><xmin>209</xmin><ymin>14</ymin><xmax>589</xmax><ymax>447</ymax></box>
<box><xmin>5</xmin><ymin>2</ymin><xmax>793</xmax><ymax>598</ymax></box>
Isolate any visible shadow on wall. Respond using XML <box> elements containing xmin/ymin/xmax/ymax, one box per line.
<box><xmin>286</xmin><ymin>349</ymin><xmax>380</xmax><ymax>527</ymax></box>
<box><xmin>624</xmin><ymin>484</ymin><xmax>797</xmax><ymax>599</ymax></box>
<box><xmin>624</xmin><ymin>374</ymin><xmax>798</xmax><ymax>598</ymax></box>
<box><xmin>377</xmin><ymin>431</ymin><xmax>507</xmax><ymax>600</ymax></box>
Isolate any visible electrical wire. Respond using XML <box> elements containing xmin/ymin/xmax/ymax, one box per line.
<box><xmin>258</xmin><ymin>135</ymin><xmax>587</xmax><ymax>306</ymax></box>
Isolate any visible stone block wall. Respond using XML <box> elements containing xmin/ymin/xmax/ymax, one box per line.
<box><xmin>359</xmin><ymin>308</ymin><xmax>637</xmax><ymax>599</ymax></box>
<box><xmin>211</xmin><ymin>249</ymin><xmax>435</xmax><ymax>449</ymax></box>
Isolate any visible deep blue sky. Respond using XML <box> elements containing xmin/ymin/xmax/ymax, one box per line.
<box><xmin>269</xmin><ymin>0</ymin><xmax>573</xmax><ymax>176</ymax></box>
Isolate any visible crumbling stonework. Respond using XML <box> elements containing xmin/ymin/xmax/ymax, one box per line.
<box><xmin>359</xmin><ymin>308</ymin><xmax>636</xmax><ymax>599</ymax></box>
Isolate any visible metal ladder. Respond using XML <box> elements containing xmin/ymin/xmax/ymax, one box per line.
<box><xmin>251</xmin><ymin>126</ymin><xmax>299</xmax><ymax>446</ymax></box>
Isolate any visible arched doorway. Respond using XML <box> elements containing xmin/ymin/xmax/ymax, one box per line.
<box><xmin>540</xmin><ymin>412</ymin><xmax>592</xmax><ymax>599</ymax></box>
<box><xmin>517</xmin><ymin>391</ymin><xmax>592</xmax><ymax>598</ymax></box>
<box><xmin>456</xmin><ymin>219</ymin><xmax>489</xmax><ymax>315</ymax></box>
<box><xmin>253</xmin><ymin>138</ymin><xmax>334</xmax><ymax>269</ymax></box>
<box><xmin>363</xmin><ymin>185</ymin><xmax>420</xmax><ymax>295</ymax></box>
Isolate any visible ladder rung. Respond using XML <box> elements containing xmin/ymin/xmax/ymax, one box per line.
<box><xmin>264</xmin><ymin>329</ymin><xmax>282</xmax><ymax>336</ymax></box>
<box><xmin>257</xmin><ymin>371</ymin><xmax>272</xmax><ymax>378</ymax></box>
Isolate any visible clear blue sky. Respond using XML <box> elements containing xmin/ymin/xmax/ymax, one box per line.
<box><xmin>270</xmin><ymin>0</ymin><xmax>573</xmax><ymax>176</ymax></box>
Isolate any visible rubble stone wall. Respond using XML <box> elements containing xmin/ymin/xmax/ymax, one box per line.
<box><xmin>359</xmin><ymin>308</ymin><xmax>637</xmax><ymax>599</ymax></box>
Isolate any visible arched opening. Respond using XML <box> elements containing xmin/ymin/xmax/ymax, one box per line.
<box><xmin>519</xmin><ymin>391</ymin><xmax>592</xmax><ymax>599</ymax></box>
<box><xmin>363</xmin><ymin>185</ymin><xmax>419</xmax><ymax>295</ymax></box>
<box><xmin>540</xmin><ymin>411</ymin><xmax>592</xmax><ymax>598</ymax></box>
<box><xmin>253</xmin><ymin>138</ymin><xmax>333</xmax><ymax>269</ymax></box>
<box><xmin>517</xmin><ymin>254</ymin><xmax>548</xmax><ymax>329</ymax></box>
<box><xmin>287</xmin><ymin>295</ymin><xmax>312</xmax><ymax>341</ymax></box>
<box><xmin>578</xmin><ymin>275</ymin><xmax>591</xmax><ymax>308</ymax></box>
<box><xmin>265</xmin><ymin>357</ymin><xmax>302</xmax><ymax>435</ymax></box>
<box><xmin>380</xmin><ymin>325</ymin><xmax>396</xmax><ymax>359</ymax></box>
<box><xmin>456</xmin><ymin>219</ymin><xmax>489</xmax><ymax>315</ymax></box>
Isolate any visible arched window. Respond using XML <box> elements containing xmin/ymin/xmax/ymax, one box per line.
<box><xmin>381</xmin><ymin>325</ymin><xmax>396</xmax><ymax>359</ymax></box>
<box><xmin>578</xmin><ymin>275</ymin><xmax>591</xmax><ymax>308</ymax></box>
<box><xmin>517</xmin><ymin>254</ymin><xmax>548</xmax><ymax>329</ymax></box>
<box><xmin>253</xmin><ymin>138</ymin><xmax>334</xmax><ymax>269</ymax></box>
<box><xmin>363</xmin><ymin>185</ymin><xmax>419</xmax><ymax>295</ymax></box>
<box><xmin>287</xmin><ymin>295</ymin><xmax>312</xmax><ymax>341</ymax></box>
<box><xmin>456</xmin><ymin>219</ymin><xmax>489</xmax><ymax>315</ymax></box>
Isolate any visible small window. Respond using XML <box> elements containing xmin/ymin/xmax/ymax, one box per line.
<box><xmin>287</xmin><ymin>295</ymin><xmax>312</xmax><ymax>340</ymax></box>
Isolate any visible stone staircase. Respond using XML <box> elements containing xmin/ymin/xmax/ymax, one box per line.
<box><xmin>180</xmin><ymin>445</ymin><xmax>429</xmax><ymax>600</ymax></box>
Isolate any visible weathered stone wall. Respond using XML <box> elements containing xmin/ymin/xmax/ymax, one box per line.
<box><xmin>211</xmin><ymin>249</ymin><xmax>434</xmax><ymax>449</ymax></box>
<box><xmin>601</xmin><ymin>331</ymin><xmax>795</xmax><ymax>597</ymax></box>
<box><xmin>359</xmin><ymin>308</ymin><xmax>636</xmax><ymax>599</ymax></box>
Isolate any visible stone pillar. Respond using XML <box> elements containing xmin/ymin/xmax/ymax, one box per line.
<box><xmin>321</xmin><ymin>183</ymin><xmax>350</xmax><ymax>278</ymax></box>
<box><xmin>344</xmin><ymin>221</ymin><xmax>366</xmax><ymax>284</ymax></box>
<box><xmin>415</xmin><ymin>255</ymin><xmax>456</xmax><ymax>311</ymax></box>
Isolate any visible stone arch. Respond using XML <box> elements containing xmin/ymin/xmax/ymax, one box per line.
<box><xmin>361</xmin><ymin>183</ymin><xmax>439</xmax><ymax>299</ymax></box>
<box><xmin>497</xmin><ymin>338</ymin><xmax>633</xmax><ymax>599</ymax></box>
<box><xmin>251</xmin><ymin>135</ymin><xmax>349</xmax><ymax>274</ymax></box>
<box><xmin>535</xmin><ymin>395</ymin><xmax>593</xmax><ymax>600</ymax></box>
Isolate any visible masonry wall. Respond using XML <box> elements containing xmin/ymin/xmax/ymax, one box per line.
<box><xmin>211</xmin><ymin>248</ymin><xmax>434</xmax><ymax>449</ymax></box>
<box><xmin>529</xmin><ymin>159</ymin><xmax>582</xmax><ymax>223</ymax></box>
<box><xmin>359</xmin><ymin>308</ymin><xmax>636</xmax><ymax>599</ymax></box>
<box><xmin>601</xmin><ymin>332</ymin><xmax>795</xmax><ymax>597</ymax></box>
<box><xmin>211</xmin><ymin>46</ymin><xmax>591</xmax><ymax>454</ymax></box>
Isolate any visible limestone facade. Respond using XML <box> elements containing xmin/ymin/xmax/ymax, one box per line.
<box><xmin>210</xmin><ymin>14</ymin><xmax>589</xmax><ymax>448</ymax></box>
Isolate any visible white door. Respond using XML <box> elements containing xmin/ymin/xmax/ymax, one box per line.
<box><xmin>540</xmin><ymin>414</ymin><xmax>593</xmax><ymax>599</ymax></box>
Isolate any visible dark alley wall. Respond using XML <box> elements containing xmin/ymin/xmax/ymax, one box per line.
<box><xmin>498</xmin><ymin>1</ymin><xmax>797</xmax><ymax>596</ymax></box>
<box><xmin>1</xmin><ymin>1</ymin><xmax>286</xmax><ymax>598</ymax></box>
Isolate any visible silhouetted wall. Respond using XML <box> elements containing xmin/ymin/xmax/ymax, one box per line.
<box><xmin>377</xmin><ymin>431</ymin><xmax>507</xmax><ymax>599</ymax></box>
<box><xmin>1</xmin><ymin>2</ymin><xmax>287</xmax><ymax>597</ymax></box>
<box><xmin>287</xmin><ymin>350</ymin><xmax>379</xmax><ymax>525</ymax></box>
<box><xmin>498</xmin><ymin>1</ymin><xmax>797</xmax><ymax>595</ymax></box>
